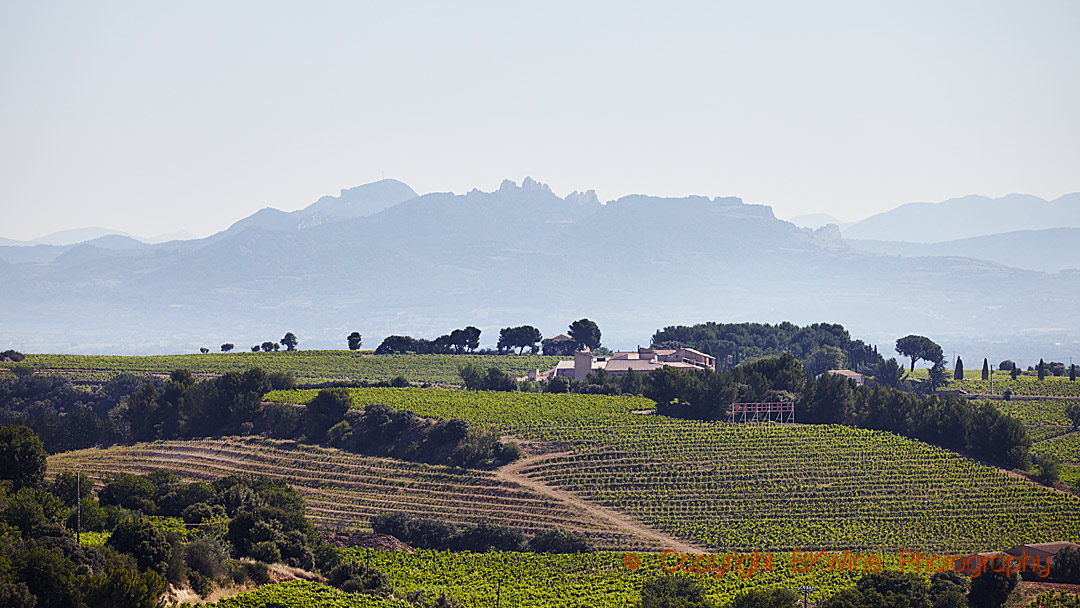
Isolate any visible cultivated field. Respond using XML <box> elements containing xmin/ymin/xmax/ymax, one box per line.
<box><xmin>49</xmin><ymin>436</ymin><xmax>656</xmax><ymax>551</ymax></box>
<box><xmin>19</xmin><ymin>351</ymin><xmax>564</xmax><ymax>386</ymax></box>
<box><xmin>911</xmin><ymin>368</ymin><xmax>1080</xmax><ymax>398</ymax></box>
<box><xmin>264</xmin><ymin>387</ymin><xmax>1080</xmax><ymax>552</ymax></box>
<box><xmin>35</xmin><ymin>360</ymin><xmax>1080</xmax><ymax>607</ymax></box>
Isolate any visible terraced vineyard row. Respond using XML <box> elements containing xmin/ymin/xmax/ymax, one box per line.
<box><xmin>523</xmin><ymin>423</ymin><xmax>1080</xmax><ymax>552</ymax></box>
<box><xmin>1032</xmin><ymin>431</ymin><xmax>1080</xmax><ymax>464</ymax></box>
<box><xmin>1028</xmin><ymin>592</ymin><xmax>1080</xmax><ymax>608</ymax></box>
<box><xmin>48</xmin><ymin>436</ymin><xmax>657</xmax><ymax>551</ymax></box>
<box><xmin>1060</xmin><ymin>462</ymin><xmax>1080</xmax><ymax>486</ymax></box>
<box><xmin>21</xmin><ymin>352</ymin><xmax>565</xmax><ymax>386</ymax></box>
<box><xmin>266</xmin><ymin>386</ymin><xmax>651</xmax><ymax>428</ymax></box>
<box><xmin>341</xmin><ymin>548</ymin><xmax>904</xmax><ymax>608</ymax></box>
<box><xmin>909</xmin><ymin>368</ymin><xmax>1080</xmax><ymax>398</ymax></box>
<box><xmin>207</xmin><ymin>580</ymin><xmax>397</xmax><ymax>607</ymax></box>
<box><xmin>987</xmin><ymin>398</ymin><xmax>1074</xmax><ymax>427</ymax></box>
<box><xmin>215</xmin><ymin>547</ymin><xmax>970</xmax><ymax>608</ymax></box>
<box><xmin>1029</xmin><ymin>426</ymin><xmax>1073</xmax><ymax>443</ymax></box>
<box><xmin>275</xmin><ymin>387</ymin><xmax>1080</xmax><ymax>552</ymax></box>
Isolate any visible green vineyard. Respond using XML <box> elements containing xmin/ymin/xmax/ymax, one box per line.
<box><xmin>909</xmin><ymin>368</ymin><xmax>1080</xmax><ymax>398</ymax></box>
<box><xmin>205</xmin><ymin>550</ymin><xmax>917</xmax><ymax>608</ymax></box>
<box><xmin>205</xmin><ymin>580</ymin><xmax>398</xmax><ymax>607</ymax></box>
<box><xmin>993</xmin><ymin>398</ymin><xmax>1073</xmax><ymax>427</ymax></box>
<box><xmin>48</xmin><ymin>436</ymin><xmax>655</xmax><ymax>551</ymax></box>
<box><xmin>20</xmin><ymin>351</ymin><xmax>565</xmax><ymax>386</ymax></box>
<box><xmin>37</xmin><ymin>380</ymin><xmax>1080</xmax><ymax>607</ymax></box>
<box><xmin>1032</xmin><ymin>431</ymin><xmax>1080</xmax><ymax>464</ymax></box>
<box><xmin>263</xmin><ymin>387</ymin><xmax>1080</xmax><ymax>552</ymax></box>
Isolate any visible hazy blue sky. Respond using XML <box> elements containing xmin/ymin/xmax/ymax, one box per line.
<box><xmin>2</xmin><ymin>1</ymin><xmax>1077</xmax><ymax>240</ymax></box>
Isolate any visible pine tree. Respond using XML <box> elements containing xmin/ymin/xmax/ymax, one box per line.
<box><xmin>982</xmin><ymin>358</ymin><xmax>989</xmax><ymax>380</ymax></box>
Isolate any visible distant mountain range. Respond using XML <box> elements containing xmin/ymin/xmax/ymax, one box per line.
<box><xmin>217</xmin><ymin>179</ymin><xmax>418</xmax><ymax>238</ymax></box>
<box><xmin>848</xmin><ymin>228</ymin><xmax>1080</xmax><ymax>274</ymax></box>
<box><xmin>788</xmin><ymin>213</ymin><xmax>854</xmax><ymax>231</ymax></box>
<box><xmin>1</xmin><ymin>227</ymin><xmax>197</xmax><ymax>247</ymax></box>
<box><xmin>2</xmin><ymin>179</ymin><xmax>1078</xmax><ymax>359</ymax></box>
<box><xmin>840</xmin><ymin>193</ymin><xmax>1080</xmax><ymax>243</ymax></box>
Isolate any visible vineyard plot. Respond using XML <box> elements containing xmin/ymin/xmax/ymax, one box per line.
<box><xmin>49</xmin><ymin>437</ymin><xmax>657</xmax><ymax>551</ymax></box>
<box><xmin>22</xmin><ymin>352</ymin><xmax>566</xmax><ymax>386</ymax></box>
<box><xmin>273</xmin><ymin>387</ymin><xmax>1080</xmax><ymax>553</ymax></box>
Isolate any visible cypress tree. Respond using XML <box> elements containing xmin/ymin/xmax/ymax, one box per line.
<box><xmin>982</xmin><ymin>358</ymin><xmax>989</xmax><ymax>380</ymax></box>
<box><xmin>1038</xmin><ymin>358</ymin><xmax>1047</xmax><ymax>381</ymax></box>
<box><xmin>1071</xmin><ymin>364</ymin><xmax>1076</xmax><ymax>382</ymax></box>
<box><xmin>954</xmin><ymin>356</ymin><xmax>964</xmax><ymax>380</ymax></box>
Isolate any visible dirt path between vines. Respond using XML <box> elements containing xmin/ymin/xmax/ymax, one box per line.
<box><xmin>495</xmin><ymin>451</ymin><xmax>705</xmax><ymax>554</ymax></box>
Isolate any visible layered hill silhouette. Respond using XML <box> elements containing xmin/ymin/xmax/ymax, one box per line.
<box><xmin>841</xmin><ymin>192</ymin><xmax>1080</xmax><ymax>243</ymax></box>
<box><xmin>848</xmin><ymin>228</ymin><xmax>1080</xmax><ymax>273</ymax></box>
<box><xmin>2</xmin><ymin>178</ymin><xmax>1079</xmax><ymax>354</ymax></box>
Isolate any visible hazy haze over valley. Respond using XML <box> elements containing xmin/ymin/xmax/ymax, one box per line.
<box><xmin>2</xmin><ymin>177</ymin><xmax>1078</xmax><ymax>366</ymax></box>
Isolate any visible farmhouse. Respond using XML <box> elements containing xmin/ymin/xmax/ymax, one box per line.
<box><xmin>821</xmin><ymin>369</ymin><xmax>865</xmax><ymax>386</ymax></box>
<box><xmin>1005</xmin><ymin>541</ymin><xmax>1080</xmax><ymax>566</ymax></box>
<box><xmin>952</xmin><ymin>542</ymin><xmax>1078</xmax><ymax>577</ymax></box>
<box><xmin>540</xmin><ymin>333</ymin><xmax>577</xmax><ymax>355</ymax></box>
<box><xmin>527</xmin><ymin>346</ymin><xmax>716</xmax><ymax>382</ymax></box>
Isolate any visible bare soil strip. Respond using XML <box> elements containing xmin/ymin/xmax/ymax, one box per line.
<box><xmin>495</xmin><ymin>451</ymin><xmax>706</xmax><ymax>554</ymax></box>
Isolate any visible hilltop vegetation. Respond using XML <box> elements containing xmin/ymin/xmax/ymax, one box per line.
<box><xmin>651</xmin><ymin>321</ymin><xmax>882</xmax><ymax>373</ymax></box>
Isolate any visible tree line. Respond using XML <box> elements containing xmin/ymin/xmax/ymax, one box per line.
<box><xmin>375</xmin><ymin>318</ymin><xmax>602</xmax><ymax>355</ymax></box>
<box><xmin>371</xmin><ymin>512</ymin><xmax>592</xmax><ymax>554</ymax></box>
<box><xmin>264</xmin><ymin>391</ymin><xmax>520</xmax><ymax>469</ymax></box>
<box><xmin>207</xmin><ymin>318</ymin><xmax>603</xmax><ymax>356</ymax></box>
<box><xmin>0</xmin><ymin>367</ymin><xmax>516</xmax><ymax>469</ymax></box>
<box><xmin>651</xmin><ymin>321</ymin><xmax>883</xmax><ymax>373</ymax></box>
<box><xmin>640</xmin><ymin>354</ymin><xmax>1031</xmax><ymax>469</ymax></box>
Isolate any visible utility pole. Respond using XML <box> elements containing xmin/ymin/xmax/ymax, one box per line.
<box><xmin>76</xmin><ymin>467</ymin><xmax>81</xmax><ymax>545</ymax></box>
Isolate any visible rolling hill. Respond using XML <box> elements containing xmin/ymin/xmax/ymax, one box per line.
<box><xmin>847</xmin><ymin>227</ymin><xmax>1080</xmax><ymax>273</ymax></box>
<box><xmin>842</xmin><ymin>192</ymin><xmax>1080</xmax><ymax>243</ymax></box>
<box><xmin>49</xmin><ymin>387</ymin><xmax>1080</xmax><ymax>554</ymax></box>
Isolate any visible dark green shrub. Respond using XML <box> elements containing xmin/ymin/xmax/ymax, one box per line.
<box><xmin>249</xmin><ymin>541</ymin><xmax>281</xmax><ymax>564</ymax></box>
<box><xmin>329</xmin><ymin>561</ymin><xmax>390</xmax><ymax>595</ymax></box>
<box><xmin>527</xmin><ymin>528</ymin><xmax>593</xmax><ymax>554</ymax></box>
<box><xmin>185</xmin><ymin>537</ymin><xmax>229</xmax><ymax>580</ymax></box>
<box><xmin>188</xmin><ymin>570</ymin><xmax>213</xmax><ymax>598</ymax></box>
<box><xmin>244</xmin><ymin>561</ymin><xmax>271</xmax><ymax>585</ymax></box>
